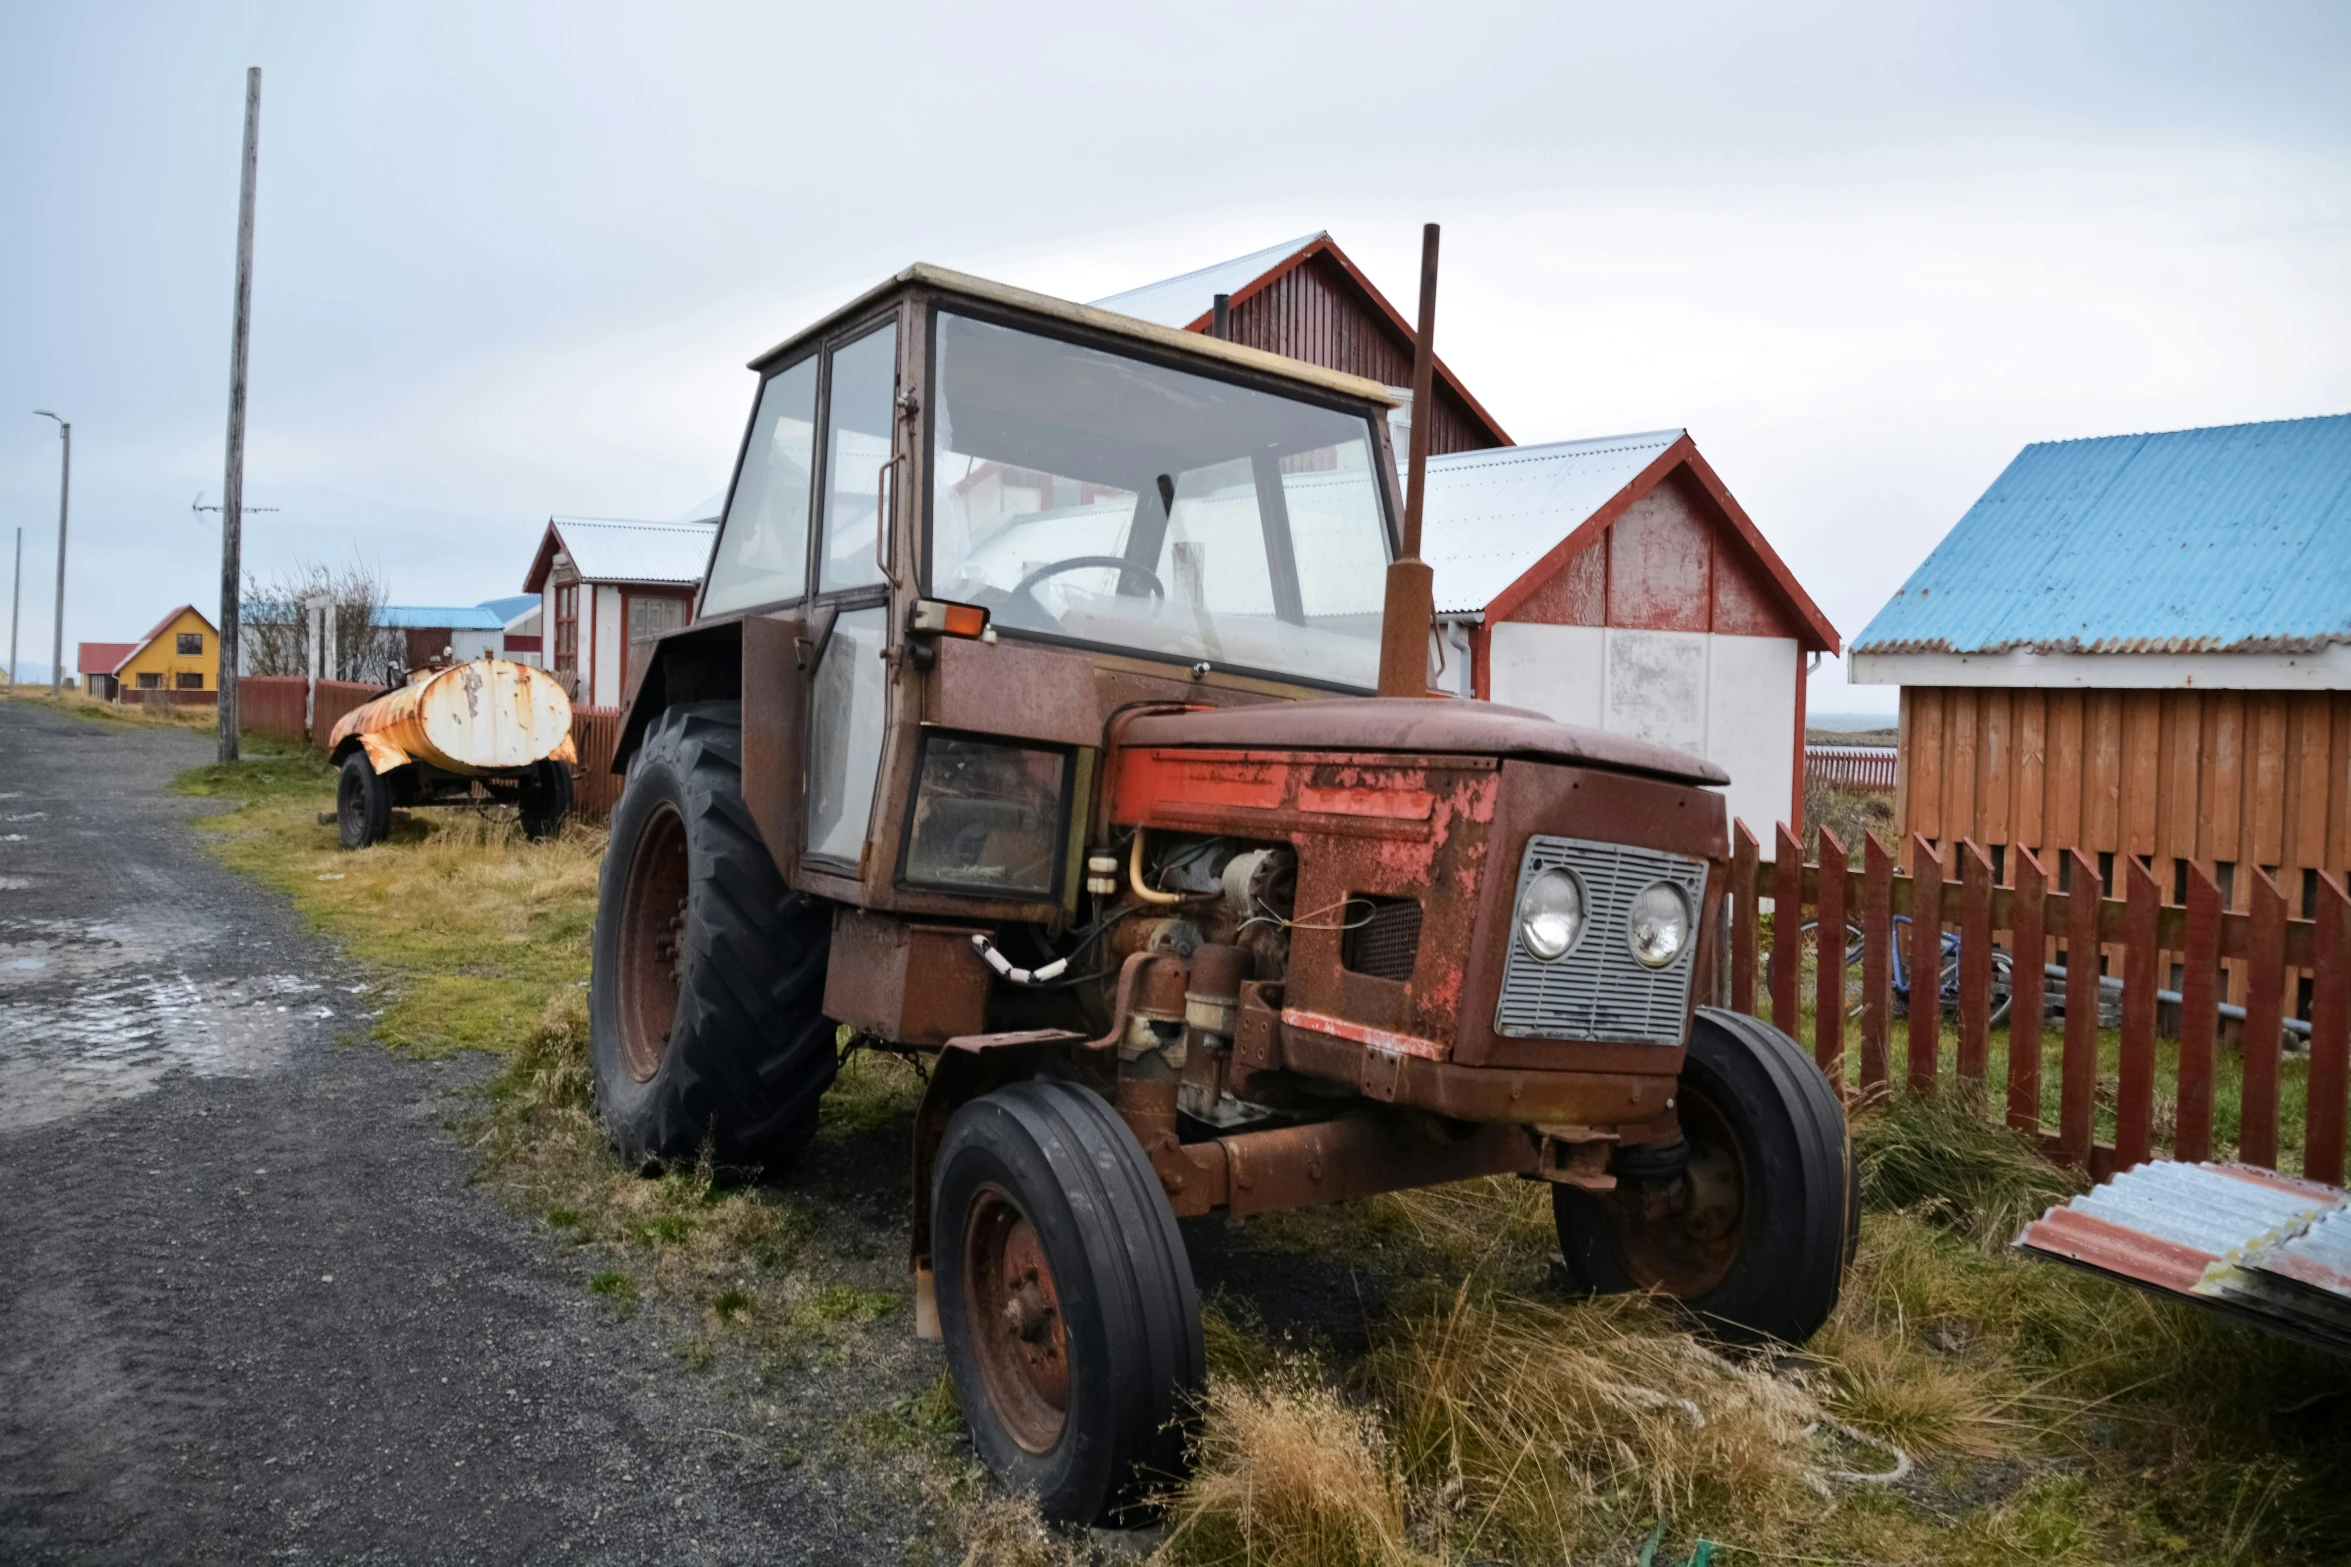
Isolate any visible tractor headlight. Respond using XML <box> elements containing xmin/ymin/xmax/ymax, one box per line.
<box><xmin>1628</xmin><ymin>881</ymin><xmax>1693</xmax><ymax>969</ymax></box>
<box><xmin>1515</xmin><ymin>868</ymin><xmax>1584</xmax><ymax>961</ymax></box>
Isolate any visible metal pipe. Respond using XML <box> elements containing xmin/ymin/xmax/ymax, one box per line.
<box><xmin>1375</xmin><ymin>223</ymin><xmax>1441</xmax><ymax>699</ymax></box>
<box><xmin>2039</xmin><ymin>961</ymin><xmax>2309</xmax><ymax>1038</ymax></box>
<box><xmin>1211</xmin><ymin>292</ymin><xmax>1231</xmax><ymax>340</ymax></box>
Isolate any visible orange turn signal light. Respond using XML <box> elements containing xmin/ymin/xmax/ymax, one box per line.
<box><xmin>910</xmin><ymin>598</ymin><xmax>992</xmax><ymax>639</ymax></box>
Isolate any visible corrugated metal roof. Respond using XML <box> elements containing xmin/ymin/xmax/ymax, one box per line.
<box><xmin>1854</xmin><ymin>413</ymin><xmax>2351</xmax><ymax>656</ymax></box>
<box><xmin>476</xmin><ymin>594</ymin><xmax>538</xmax><ymax>625</ymax></box>
<box><xmin>1419</xmin><ymin>430</ymin><xmax>1683</xmax><ymax>615</ymax></box>
<box><xmin>376</xmin><ymin>605</ymin><xmax>507</xmax><ymax>630</ymax></box>
<box><xmin>2015</xmin><ymin>1160</ymin><xmax>2351</xmax><ymax>1355</ymax></box>
<box><xmin>1090</xmin><ymin>233</ymin><xmax>1326</xmax><ymax>329</ymax></box>
<box><xmin>549</xmin><ymin>516</ymin><xmax>717</xmax><ymax>586</ymax></box>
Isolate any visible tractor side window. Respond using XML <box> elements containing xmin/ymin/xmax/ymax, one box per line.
<box><xmin>704</xmin><ymin>356</ymin><xmax>818</xmax><ymax>617</ymax></box>
<box><xmin>817</xmin><ymin>322</ymin><xmax>898</xmax><ymax>594</ymax></box>
<box><xmin>804</xmin><ymin>606</ymin><xmax>889</xmax><ymax>868</ymax></box>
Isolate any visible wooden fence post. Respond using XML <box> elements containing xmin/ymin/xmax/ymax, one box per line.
<box><xmin>2058</xmin><ymin>848</ymin><xmax>2102</xmax><ymax>1167</ymax></box>
<box><xmin>1861</xmin><ymin>832</ymin><xmax>1894</xmax><ymax>1097</ymax></box>
<box><xmin>1957</xmin><ymin>839</ymin><xmax>1992</xmax><ymax>1086</ymax></box>
<box><xmin>2307</xmin><ymin>872</ymin><xmax>2350</xmax><ymax>1186</ymax></box>
<box><xmin>1731</xmin><ymin>821</ymin><xmax>1759</xmax><ymax>1018</ymax></box>
<box><xmin>2007</xmin><ymin>847</ymin><xmax>2047</xmax><ymax>1133</ymax></box>
<box><xmin>2117</xmin><ymin>857</ymin><xmax>2161</xmax><ymax>1171</ymax></box>
<box><xmin>1773</xmin><ymin>822</ymin><xmax>1803</xmax><ymax>1039</ymax></box>
<box><xmin>1908</xmin><ymin>833</ymin><xmax>1942</xmax><ymax>1091</ymax></box>
<box><xmin>2175</xmin><ymin>861</ymin><xmax>2221</xmax><ymax>1162</ymax></box>
<box><xmin>2241</xmin><ymin>870</ymin><xmax>2286</xmax><ymax>1170</ymax></box>
<box><xmin>1816</xmin><ymin>827</ymin><xmax>1847</xmax><ymax>1087</ymax></box>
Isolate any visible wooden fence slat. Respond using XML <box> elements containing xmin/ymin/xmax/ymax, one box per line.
<box><xmin>2307</xmin><ymin>872</ymin><xmax>2351</xmax><ymax>1186</ymax></box>
<box><xmin>2059</xmin><ymin>848</ymin><xmax>2103</xmax><ymax>1166</ymax></box>
<box><xmin>2007</xmin><ymin>847</ymin><xmax>2047</xmax><ymax>1133</ymax></box>
<box><xmin>1731</xmin><ymin>820</ymin><xmax>1759</xmax><ymax>1018</ymax></box>
<box><xmin>1862</xmin><ymin>832</ymin><xmax>1894</xmax><ymax>1096</ymax></box>
<box><xmin>1908</xmin><ymin>833</ymin><xmax>1943</xmax><ymax>1090</ymax></box>
<box><xmin>1816</xmin><ymin>828</ymin><xmax>1848</xmax><ymax>1086</ymax></box>
<box><xmin>2240</xmin><ymin>870</ymin><xmax>2286</xmax><ymax>1170</ymax></box>
<box><xmin>1958</xmin><ymin>839</ymin><xmax>1992</xmax><ymax>1084</ymax></box>
<box><xmin>2116</xmin><ymin>857</ymin><xmax>2161</xmax><ymax>1170</ymax></box>
<box><xmin>2176</xmin><ymin>862</ymin><xmax>2221</xmax><ymax>1161</ymax></box>
<box><xmin>1773</xmin><ymin>822</ymin><xmax>1803</xmax><ymax>1038</ymax></box>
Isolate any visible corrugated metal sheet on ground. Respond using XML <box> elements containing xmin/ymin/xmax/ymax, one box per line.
<box><xmin>1090</xmin><ymin>232</ymin><xmax>1325</xmax><ymax>329</ymax></box>
<box><xmin>549</xmin><ymin>517</ymin><xmax>717</xmax><ymax>586</ymax></box>
<box><xmin>2014</xmin><ymin>1160</ymin><xmax>2351</xmax><ymax>1354</ymax></box>
<box><xmin>1419</xmin><ymin>431</ymin><xmax>1682</xmax><ymax>614</ymax></box>
<box><xmin>1853</xmin><ymin>413</ymin><xmax>2351</xmax><ymax>656</ymax></box>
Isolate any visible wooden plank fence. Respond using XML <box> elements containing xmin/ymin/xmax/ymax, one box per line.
<box><xmin>1805</xmin><ymin>742</ymin><xmax>1898</xmax><ymax>793</ymax></box>
<box><xmin>1734</xmin><ymin>817</ymin><xmax>2350</xmax><ymax>1184</ymax></box>
<box><xmin>234</xmin><ymin>677</ymin><xmax>625</xmax><ymax>827</ymax></box>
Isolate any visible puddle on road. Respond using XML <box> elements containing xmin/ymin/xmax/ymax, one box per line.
<box><xmin>0</xmin><ymin>916</ymin><xmax>331</xmax><ymax>1133</ymax></box>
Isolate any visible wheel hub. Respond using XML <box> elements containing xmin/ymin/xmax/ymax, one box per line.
<box><xmin>616</xmin><ymin>804</ymin><xmax>691</xmax><ymax>1083</ymax></box>
<box><xmin>1598</xmin><ymin>1094</ymin><xmax>1748</xmax><ymax>1299</ymax></box>
<box><xmin>963</xmin><ymin>1188</ymin><xmax>1069</xmax><ymax>1454</ymax></box>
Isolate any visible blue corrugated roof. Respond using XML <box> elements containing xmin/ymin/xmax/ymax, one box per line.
<box><xmin>377</xmin><ymin>605</ymin><xmax>506</xmax><ymax>630</ymax></box>
<box><xmin>1854</xmin><ymin>413</ymin><xmax>2351</xmax><ymax>655</ymax></box>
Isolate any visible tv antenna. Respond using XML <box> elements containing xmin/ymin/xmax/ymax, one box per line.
<box><xmin>192</xmin><ymin>491</ymin><xmax>280</xmax><ymax>524</ymax></box>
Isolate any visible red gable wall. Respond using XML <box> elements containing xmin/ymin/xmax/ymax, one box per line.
<box><xmin>1489</xmin><ymin>467</ymin><xmax>1804</xmax><ymax>641</ymax></box>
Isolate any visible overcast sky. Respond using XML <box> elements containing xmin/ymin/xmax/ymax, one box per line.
<box><xmin>4</xmin><ymin>1</ymin><xmax>2346</xmax><ymax>709</ymax></box>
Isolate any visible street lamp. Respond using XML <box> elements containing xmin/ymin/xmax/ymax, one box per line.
<box><xmin>33</xmin><ymin>411</ymin><xmax>68</xmax><ymax>698</ymax></box>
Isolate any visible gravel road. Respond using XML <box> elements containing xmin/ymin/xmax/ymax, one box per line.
<box><xmin>0</xmin><ymin>702</ymin><xmax>920</xmax><ymax>1565</ymax></box>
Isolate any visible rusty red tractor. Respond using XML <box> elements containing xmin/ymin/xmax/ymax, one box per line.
<box><xmin>590</xmin><ymin>264</ymin><xmax>1853</xmax><ymax>1524</ymax></box>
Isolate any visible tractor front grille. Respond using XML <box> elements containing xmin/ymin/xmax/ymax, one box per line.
<box><xmin>1494</xmin><ymin>837</ymin><xmax>1707</xmax><ymax>1046</ymax></box>
<box><xmin>1342</xmin><ymin>896</ymin><xmax>1423</xmax><ymax>981</ymax></box>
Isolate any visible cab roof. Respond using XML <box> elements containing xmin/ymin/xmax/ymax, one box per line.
<box><xmin>747</xmin><ymin>263</ymin><xmax>1402</xmax><ymax>410</ymax></box>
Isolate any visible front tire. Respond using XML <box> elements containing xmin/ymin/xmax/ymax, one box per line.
<box><xmin>1555</xmin><ymin>1008</ymin><xmax>1852</xmax><ymax>1345</ymax></box>
<box><xmin>933</xmin><ymin>1079</ymin><xmax>1203</xmax><ymax>1524</ymax></box>
<box><xmin>336</xmin><ymin>753</ymin><xmax>389</xmax><ymax>849</ymax></box>
<box><xmin>588</xmin><ymin>700</ymin><xmax>836</xmax><ymax>1167</ymax></box>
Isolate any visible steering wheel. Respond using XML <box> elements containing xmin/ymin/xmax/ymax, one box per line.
<box><xmin>1009</xmin><ymin>555</ymin><xmax>1166</xmax><ymax>608</ymax></box>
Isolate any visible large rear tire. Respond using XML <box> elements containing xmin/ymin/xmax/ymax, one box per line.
<box><xmin>589</xmin><ymin>700</ymin><xmax>837</xmax><ymax>1168</ymax></box>
<box><xmin>1555</xmin><ymin>1007</ymin><xmax>1852</xmax><ymax>1345</ymax></box>
<box><xmin>933</xmin><ymin>1079</ymin><xmax>1203</xmax><ymax>1525</ymax></box>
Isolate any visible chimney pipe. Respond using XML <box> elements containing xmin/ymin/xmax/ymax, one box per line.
<box><xmin>1211</xmin><ymin>292</ymin><xmax>1231</xmax><ymax>340</ymax></box>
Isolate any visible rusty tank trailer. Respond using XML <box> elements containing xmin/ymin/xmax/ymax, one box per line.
<box><xmin>325</xmin><ymin>653</ymin><xmax>576</xmax><ymax>848</ymax></box>
<box><xmin>587</xmin><ymin>258</ymin><xmax>1853</xmax><ymax>1523</ymax></box>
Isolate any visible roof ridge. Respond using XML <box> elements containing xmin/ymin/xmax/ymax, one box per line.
<box><xmin>2022</xmin><ymin>410</ymin><xmax>2351</xmax><ymax>451</ymax></box>
<box><xmin>1091</xmin><ymin>231</ymin><xmax>1325</xmax><ymax>305</ymax></box>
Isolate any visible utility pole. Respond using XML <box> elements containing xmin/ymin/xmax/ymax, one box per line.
<box><xmin>9</xmin><ymin>526</ymin><xmax>21</xmax><ymax>689</ymax></box>
<box><xmin>217</xmin><ymin>66</ymin><xmax>261</xmax><ymax>763</ymax></box>
<box><xmin>32</xmin><ymin>411</ymin><xmax>68</xmax><ymax>697</ymax></box>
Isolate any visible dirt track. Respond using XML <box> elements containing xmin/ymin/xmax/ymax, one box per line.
<box><xmin>0</xmin><ymin>702</ymin><xmax>916</xmax><ymax>1565</ymax></box>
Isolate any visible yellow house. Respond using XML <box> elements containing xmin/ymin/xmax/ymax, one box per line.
<box><xmin>99</xmin><ymin>605</ymin><xmax>220</xmax><ymax>701</ymax></box>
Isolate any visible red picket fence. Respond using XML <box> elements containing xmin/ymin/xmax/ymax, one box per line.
<box><xmin>1805</xmin><ymin>742</ymin><xmax>1897</xmax><ymax>793</ymax></box>
<box><xmin>569</xmin><ymin>706</ymin><xmax>624</xmax><ymax>824</ymax></box>
<box><xmin>1733</xmin><ymin>818</ymin><xmax>2349</xmax><ymax>1184</ymax></box>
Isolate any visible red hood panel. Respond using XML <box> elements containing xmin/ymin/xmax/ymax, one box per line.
<box><xmin>1119</xmin><ymin>698</ymin><xmax>1729</xmax><ymax>787</ymax></box>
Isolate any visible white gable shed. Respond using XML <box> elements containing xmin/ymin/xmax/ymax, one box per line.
<box><xmin>523</xmin><ymin>517</ymin><xmax>716</xmax><ymax>708</ymax></box>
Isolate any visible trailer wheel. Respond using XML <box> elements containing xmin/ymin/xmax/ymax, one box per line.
<box><xmin>1554</xmin><ymin>1007</ymin><xmax>1851</xmax><ymax>1345</ymax></box>
<box><xmin>518</xmin><ymin>758</ymin><xmax>573</xmax><ymax>840</ymax></box>
<box><xmin>336</xmin><ymin>753</ymin><xmax>390</xmax><ymax>850</ymax></box>
<box><xmin>933</xmin><ymin>1079</ymin><xmax>1202</xmax><ymax>1524</ymax></box>
<box><xmin>588</xmin><ymin>700</ymin><xmax>836</xmax><ymax>1167</ymax></box>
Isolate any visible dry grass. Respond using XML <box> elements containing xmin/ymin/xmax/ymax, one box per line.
<box><xmin>2</xmin><ymin>681</ymin><xmax>220</xmax><ymax>729</ymax></box>
<box><xmin>1160</xmin><ymin>1371</ymin><xmax>1424</xmax><ymax>1567</ymax></box>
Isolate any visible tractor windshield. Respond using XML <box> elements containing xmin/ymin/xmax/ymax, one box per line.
<box><xmin>928</xmin><ymin>312</ymin><xmax>1393</xmax><ymax>691</ymax></box>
